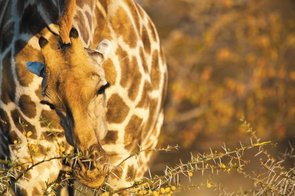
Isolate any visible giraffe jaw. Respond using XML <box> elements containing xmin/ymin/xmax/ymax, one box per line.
<box><xmin>75</xmin><ymin>167</ymin><xmax>107</xmax><ymax>188</ymax></box>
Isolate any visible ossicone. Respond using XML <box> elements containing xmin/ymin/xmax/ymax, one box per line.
<box><xmin>70</xmin><ymin>28</ymin><xmax>79</xmax><ymax>38</ymax></box>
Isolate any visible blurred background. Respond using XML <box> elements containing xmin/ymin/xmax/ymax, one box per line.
<box><xmin>137</xmin><ymin>0</ymin><xmax>295</xmax><ymax>195</ymax></box>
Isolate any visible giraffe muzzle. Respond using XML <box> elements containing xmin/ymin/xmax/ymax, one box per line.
<box><xmin>73</xmin><ymin>144</ymin><xmax>110</xmax><ymax>188</ymax></box>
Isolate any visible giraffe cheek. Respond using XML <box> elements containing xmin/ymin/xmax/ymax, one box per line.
<box><xmin>87</xmin><ymin>96</ymin><xmax>108</xmax><ymax>140</ymax></box>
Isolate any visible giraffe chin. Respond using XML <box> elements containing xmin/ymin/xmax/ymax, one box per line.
<box><xmin>73</xmin><ymin>144</ymin><xmax>110</xmax><ymax>188</ymax></box>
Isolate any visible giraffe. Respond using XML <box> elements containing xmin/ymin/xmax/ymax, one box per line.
<box><xmin>0</xmin><ymin>0</ymin><xmax>167</xmax><ymax>195</ymax></box>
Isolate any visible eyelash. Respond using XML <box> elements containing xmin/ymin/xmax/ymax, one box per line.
<box><xmin>40</xmin><ymin>100</ymin><xmax>55</xmax><ymax>110</ymax></box>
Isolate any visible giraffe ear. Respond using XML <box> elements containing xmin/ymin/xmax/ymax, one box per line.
<box><xmin>26</xmin><ymin>61</ymin><xmax>45</xmax><ymax>77</ymax></box>
<box><xmin>86</xmin><ymin>39</ymin><xmax>113</xmax><ymax>64</ymax></box>
<box><xmin>96</xmin><ymin>39</ymin><xmax>113</xmax><ymax>59</ymax></box>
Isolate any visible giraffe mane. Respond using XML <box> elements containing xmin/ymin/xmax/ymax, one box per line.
<box><xmin>59</xmin><ymin>0</ymin><xmax>77</xmax><ymax>44</ymax></box>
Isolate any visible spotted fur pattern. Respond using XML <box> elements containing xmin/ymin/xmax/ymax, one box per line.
<box><xmin>0</xmin><ymin>0</ymin><xmax>167</xmax><ymax>194</ymax></box>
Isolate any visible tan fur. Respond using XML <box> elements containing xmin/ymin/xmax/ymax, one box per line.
<box><xmin>59</xmin><ymin>0</ymin><xmax>77</xmax><ymax>44</ymax></box>
<box><xmin>41</xmin><ymin>37</ymin><xmax>66</xmax><ymax>72</ymax></box>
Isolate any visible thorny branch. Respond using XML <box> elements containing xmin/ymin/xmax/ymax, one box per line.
<box><xmin>0</xmin><ymin>120</ymin><xmax>294</xmax><ymax>195</ymax></box>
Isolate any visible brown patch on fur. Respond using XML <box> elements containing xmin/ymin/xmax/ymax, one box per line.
<box><xmin>32</xmin><ymin>187</ymin><xmax>41</xmax><ymax>195</ymax></box>
<box><xmin>150</xmin><ymin>50</ymin><xmax>161</xmax><ymax>89</ymax></box>
<box><xmin>99</xmin><ymin>0</ymin><xmax>109</xmax><ymax>13</ymax></box>
<box><xmin>126</xmin><ymin>165</ymin><xmax>136</xmax><ymax>182</ymax></box>
<box><xmin>11</xmin><ymin>109</ymin><xmax>37</xmax><ymax>139</ymax></box>
<box><xmin>110</xmin><ymin>167</ymin><xmax>123</xmax><ymax>180</ymax></box>
<box><xmin>92</xmin><ymin>1</ymin><xmax>111</xmax><ymax>46</ymax></box>
<box><xmin>15</xmin><ymin>63</ymin><xmax>33</xmax><ymax>87</ymax></box>
<box><xmin>106</xmin><ymin>94</ymin><xmax>129</xmax><ymax>123</ymax></box>
<box><xmin>148</xmin><ymin>19</ymin><xmax>158</xmax><ymax>42</ymax></box>
<box><xmin>18</xmin><ymin>95</ymin><xmax>36</xmax><ymax>118</ymax></box>
<box><xmin>124</xmin><ymin>140</ymin><xmax>140</xmax><ymax>153</ymax></box>
<box><xmin>116</xmin><ymin>46</ymin><xmax>130</xmax><ymax>87</ymax></box>
<box><xmin>40</xmin><ymin>110</ymin><xmax>62</xmax><ymax>129</ymax></box>
<box><xmin>41</xmin><ymin>130</ymin><xmax>64</xmax><ymax>142</ymax></box>
<box><xmin>137</xmin><ymin>160</ymin><xmax>146</xmax><ymax>177</ymax></box>
<box><xmin>117</xmin><ymin>46</ymin><xmax>141</xmax><ymax>100</ymax></box>
<box><xmin>101</xmin><ymin>130</ymin><xmax>118</xmax><ymax>144</ymax></box>
<box><xmin>0</xmin><ymin>108</ymin><xmax>10</xmax><ymax>134</ymax></box>
<box><xmin>125</xmin><ymin>0</ymin><xmax>141</xmax><ymax>31</ymax></box>
<box><xmin>141</xmin><ymin>99</ymin><xmax>158</xmax><ymax>139</ymax></box>
<box><xmin>110</xmin><ymin>7</ymin><xmax>137</xmax><ymax>48</ymax></box>
<box><xmin>59</xmin><ymin>0</ymin><xmax>77</xmax><ymax>44</ymax></box>
<box><xmin>35</xmin><ymin>85</ymin><xmax>43</xmax><ymax>100</ymax></box>
<box><xmin>141</xmin><ymin>26</ymin><xmax>151</xmax><ymax>54</ymax></box>
<box><xmin>124</xmin><ymin>115</ymin><xmax>143</xmax><ymax>150</ymax></box>
<box><xmin>76</xmin><ymin>0</ymin><xmax>95</xmax><ymax>9</ymax></box>
<box><xmin>127</xmin><ymin>57</ymin><xmax>141</xmax><ymax>100</ymax></box>
<box><xmin>76</xmin><ymin>0</ymin><xmax>83</xmax><ymax>6</ymax></box>
<box><xmin>102</xmin><ymin>59</ymin><xmax>117</xmax><ymax>85</ymax></box>
<box><xmin>32</xmin><ymin>144</ymin><xmax>50</xmax><ymax>156</ymax></box>
<box><xmin>15</xmin><ymin>42</ymin><xmax>43</xmax><ymax>86</ymax></box>
<box><xmin>75</xmin><ymin>11</ymin><xmax>89</xmax><ymax>43</ymax></box>
<box><xmin>140</xmin><ymin>47</ymin><xmax>149</xmax><ymax>73</ymax></box>
<box><xmin>138</xmin><ymin>158</ymin><xmax>146</xmax><ymax>168</ymax></box>
<box><xmin>136</xmin><ymin>81</ymin><xmax>151</xmax><ymax>108</ymax></box>
<box><xmin>1</xmin><ymin>52</ymin><xmax>16</xmax><ymax>104</ymax></box>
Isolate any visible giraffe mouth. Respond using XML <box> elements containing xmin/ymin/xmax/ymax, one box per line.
<box><xmin>73</xmin><ymin>144</ymin><xmax>110</xmax><ymax>188</ymax></box>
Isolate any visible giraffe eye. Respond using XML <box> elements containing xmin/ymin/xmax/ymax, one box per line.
<box><xmin>97</xmin><ymin>82</ymin><xmax>110</xmax><ymax>95</ymax></box>
<box><xmin>40</xmin><ymin>100</ymin><xmax>55</xmax><ymax>110</ymax></box>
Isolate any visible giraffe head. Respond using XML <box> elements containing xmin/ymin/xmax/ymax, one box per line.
<box><xmin>27</xmin><ymin>28</ymin><xmax>111</xmax><ymax>188</ymax></box>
